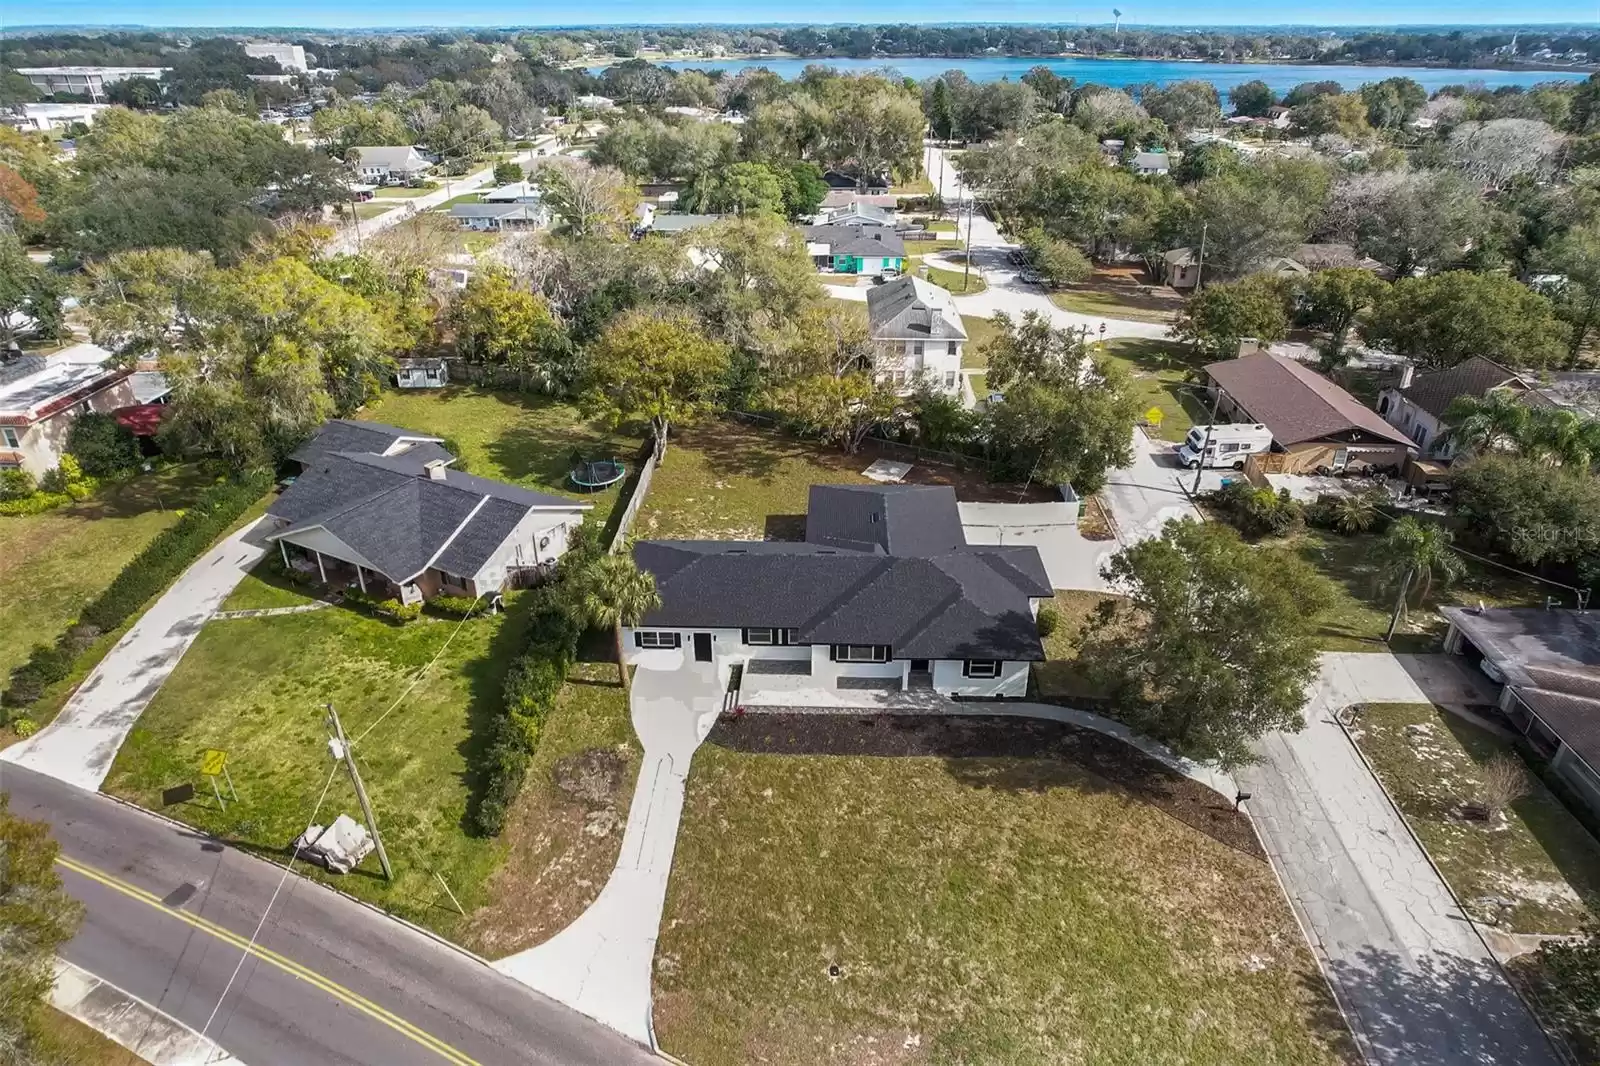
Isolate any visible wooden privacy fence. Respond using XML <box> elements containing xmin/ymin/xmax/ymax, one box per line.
<box><xmin>606</xmin><ymin>440</ymin><xmax>659</xmax><ymax>553</ymax></box>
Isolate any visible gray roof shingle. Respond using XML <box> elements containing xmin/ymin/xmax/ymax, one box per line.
<box><xmin>633</xmin><ymin>485</ymin><xmax>1051</xmax><ymax>661</ymax></box>
<box><xmin>865</xmin><ymin>276</ymin><xmax>966</xmax><ymax>341</ymax></box>
<box><xmin>805</xmin><ymin>222</ymin><xmax>905</xmax><ymax>258</ymax></box>
<box><xmin>289</xmin><ymin>418</ymin><xmax>443</xmax><ymax>468</ymax></box>
<box><xmin>1398</xmin><ymin>356</ymin><xmax>1532</xmax><ymax>420</ymax></box>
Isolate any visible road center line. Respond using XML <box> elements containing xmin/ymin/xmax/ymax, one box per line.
<box><xmin>55</xmin><ymin>855</ymin><xmax>482</xmax><ymax>1066</ymax></box>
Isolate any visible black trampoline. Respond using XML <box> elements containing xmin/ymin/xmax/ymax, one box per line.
<box><xmin>570</xmin><ymin>458</ymin><xmax>626</xmax><ymax>490</ymax></box>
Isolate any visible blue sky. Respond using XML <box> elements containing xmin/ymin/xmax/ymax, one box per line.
<box><xmin>19</xmin><ymin>2</ymin><xmax>1600</xmax><ymax>30</ymax></box>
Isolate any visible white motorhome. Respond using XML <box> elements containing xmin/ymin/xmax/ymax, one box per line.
<box><xmin>1175</xmin><ymin>423</ymin><xmax>1273</xmax><ymax>469</ymax></box>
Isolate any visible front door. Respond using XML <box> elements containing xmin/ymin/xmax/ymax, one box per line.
<box><xmin>693</xmin><ymin>633</ymin><xmax>713</xmax><ymax>663</ymax></box>
<box><xmin>910</xmin><ymin>659</ymin><xmax>930</xmax><ymax>673</ymax></box>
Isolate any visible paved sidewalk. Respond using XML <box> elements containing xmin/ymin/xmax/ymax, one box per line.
<box><xmin>494</xmin><ymin>662</ymin><xmax>723</xmax><ymax>1047</ymax></box>
<box><xmin>2</xmin><ymin>519</ymin><xmax>268</xmax><ymax>790</ymax></box>
<box><xmin>52</xmin><ymin>958</ymin><xmax>245</xmax><ymax>1066</ymax></box>
<box><xmin>1100</xmin><ymin>427</ymin><xmax>1201</xmax><ymax>548</ymax></box>
<box><xmin>1238</xmin><ymin>653</ymin><xmax>1562</xmax><ymax>1066</ymax></box>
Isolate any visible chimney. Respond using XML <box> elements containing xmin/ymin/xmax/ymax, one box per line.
<box><xmin>424</xmin><ymin>459</ymin><xmax>448</xmax><ymax>481</ymax></box>
<box><xmin>1397</xmin><ymin>362</ymin><xmax>1415</xmax><ymax>389</ymax></box>
<box><xmin>872</xmin><ymin>231</ymin><xmax>881</xmax><ymax>241</ymax></box>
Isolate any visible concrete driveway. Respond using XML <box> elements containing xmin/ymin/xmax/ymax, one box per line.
<box><xmin>1100</xmin><ymin>428</ymin><xmax>1201</xmax><ymax>547</ymax></box>
<box><xmin>1238</xmin><ymin>653</ymin><xmax>1563</xmax><ymax>1066</ymax></box>
<box><xmin>959</xmin><ymin>501</ymin><xmax>1111</xmax><ymax>592</ymax></box>
<box><xmin>2</xmin><ymin>518</ymin><xmax>269</xmax><ymax>791</ymax></box>
<box><xmin>495</xmin><ymin>662</ymin><xmax>722</xmax><ymax>1047</ymax></box>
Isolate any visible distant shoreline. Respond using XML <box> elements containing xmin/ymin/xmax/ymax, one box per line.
<box><xmin>579</xmin><ymin>52</ymin><xmax>1597</xmax><ymax>76</ymax></box>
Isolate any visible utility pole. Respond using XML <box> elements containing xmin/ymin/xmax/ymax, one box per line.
<box><xmin>325</xmin><ymin>704</ymin><xmax>393</xmax><ymax>881</ymax></box>
<box><xmin>1385</xmin><ymin>567</ymin><xmax>1415</xmax><ymax>642</ymax></box>
<box><xmin>1193</xmin><ymin>221</ymin><xmax>1208</xmax><ymax>291</ymax></box>
<box><xmin>962</xmin><ymin>193</ymin><xmax>976</xmax><ymax>291</ymax></box>
<box><xmin>1191</xmin><ymin>385</ymin><xmax>1225</xmax><ymax>496</ymax></box>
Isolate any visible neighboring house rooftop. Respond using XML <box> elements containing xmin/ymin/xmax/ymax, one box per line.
<box><xmin>647</xmin><ymin>213</ymin><xmax>725</xmax><ymax>234</ymax></box>
<box><xmin>350</xmin><ymin>146</ymin><xmax>429</xmax><ymax>169</ymax></box>
<box><xmin>0</xmin><ymin>343</ymin><xmax>127</xmax><ymax>425</ymax></box>
<box><xmin>481</xmin><ymin>180</ymin><xmax>539</xmax><ymax>202</ymax></box>
<box><xmin>866</xmin><ymin>276</ymin><xmax>967</xmax><ymax>342</ymax></box>
<box><xmin>1288</xmin><ymin>242</ymin><xmax>1386</xmax><ymax>274</ymax></box>
<box><xmin>822</xmin><ymin>169</ymin><xmax>889</xmax><ymax>191</ymax></box>
<box><xmin>819</xmin><ymin>189</ymin><xmax>898</xmax><ymax>210</ymax></box>
<box><xmin>269</xmin><ymin>425</ymin><xmax>590</xmax><ymax>586</ymax></box>
<box><xmin>449</xmin><ymin>203</ymin><xmax>545</xmax><ymax>222</ymax></box>
<box><xmin>805</xmin><ymin>222</ymin><xmax>906</xmax><ymax>258</ymax></box>
<box><xmin>1397</xmin><ymin>356</ymin><xmax>1537</xmax><ymax>421</ymax></box>
<box><xmin>1206</xmin><ymin>352</ymin><xmax>1415</xmax><ymax>448</ymax></box>
<box><xmin>1162</xmin><ymin>247</ymin><xmax>1198</xmax><ymax>267</ymax></box>
<box><xmin>1441</xmin><ymin>606</ymin><xmax>1600</xmax><ymax>768</ymax></box>
<box><xmin>1132</xmin><ymin>151</ymin><xmax>1169</xmax><ymax>171</ymax></box>
<box><xmin>288</xmin><ymin>418</ymin><xmax>446</xmax><ymax>468</ymax></box>
<box><xmin>634</xmin><ymin>484</ymin><xmax>1051</xmax><ymax>662</ymax></box>
<box><xmin>815</xmin><ymin>202</ymin><xmax>894</xmax><ymax>226</ymax></box>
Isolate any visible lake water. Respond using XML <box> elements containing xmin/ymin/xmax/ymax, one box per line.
<box><xmin>613</xmin><ymin>56</ymin><xmax>1589</xmax><ymax>94</ymax></box>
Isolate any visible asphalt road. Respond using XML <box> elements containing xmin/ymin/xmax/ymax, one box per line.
<box><xmin>3</xmin><ymin>763</ymin><xmax>657</xmax><ymax>1066</ymax></box>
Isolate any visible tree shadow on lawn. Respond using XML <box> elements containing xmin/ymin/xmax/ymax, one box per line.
<box><xmin>484</xmin><ymin>424</ymin><xmax>625</xmax><ymax>491</ymax></box>
<box><xmin>707</xmin><ymin>712</ymin><xmax>1262</xmax><ymax>859</ymax></box>
<box><xmin>671</xmin><ymin>422</ymin><xmax>801</xmax><ymax>482</ymax></box>
<box><xmin>45</xmin><ymin>466</ymin><xmax>213</xmax><ymax>523</ymax></box>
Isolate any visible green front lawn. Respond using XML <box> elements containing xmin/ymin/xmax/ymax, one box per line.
<box><xmin>0</xmin><ymin>466</ymin><xmax>213</xmax><ymax>679</ymax></box>
<box><xmin>1100</xmin><ymin>338</ymin><xmax>1209</xmax><ymax>441</ymax></box>
<box><xmin>36</xmin><ymin>1008</ymin><xmax>144</xmax><ymax>1066</ymax></box>
<box><xmin>1051</xmin><ymin>287</ymin><xmax>1182</xmax><ymax>325</ymax></box>
<box><xmin>1352</xmin><ymin>703</ymin><xmax>1600</xmax><ymax>935</ymax></box>
<box><xmin>903</xmin><ymin>238</ymin><xmax>961</xmax><ymax>257</ymax></box>
<box><xmin>103</xmin><ymin>604</ymin><xmax>519</xmax><ymax>935</ymax></box>
<box><xmin>1292</xmin><ymin>530</ymin><xmax>1544</xmax><ymax>652</ymax></box>
<box><xmin>960</xmin><ymin>314</ymin><xmax>1000</xmax><ymax>367</ymax></box>
<box><xmin>373</xmin><ymin>185</ymin><xmax>433</xmax><ymax>198</ymax></box>
<box><xmin>656</xmin><ymin>725</ymin><xmax>1350</xmax><ymax>1066</ymax></box>
<box><xmin>353</xmin><ymin>202</ymin><xmax>397</xmax><ymax>220</ymax></box>
<box><xmin>923</xmin><ymin>261</ymin><xmax>985</xmax><ymax>294</ymax></box>
<box><xmin>1032</xmin><ymin>590</ymin><xmax>1125</xmax><ymax>703</ymax></box>
<box><xmin>433</xmin><ymin>192</ymin><xmax>485</xmax><ymax>211</ymax></box>
<box><xmin>358</xmin><ymin>388</ymin><xmax>640</xmax><ymax>535</ymax></box>
<box><xmin>889</xmin><ymin>175</ymin><xmax>935</xmax><ymax>195</ymax></box>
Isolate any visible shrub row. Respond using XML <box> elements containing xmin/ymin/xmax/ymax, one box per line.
<box><xmin>429</xmin><ymin>594</ymin><xmax>483</xmax><ymax>619</ymax></box>
<box><xmin>0</xmin><ymin>492</ymin><xmax>73</xmax><ymax>517</ymax></box>
<box><xmin>1205</xmin><ymin>480</ymin><xmax>1305</xmax><ymax>540</ymax></box>
<box><xmin>343</xmin><ymin>587</ymin><xmax>423</xmax><ymax>623</ymax></box>
<box><xmin>473</xmin><ymin>582</ymin><xmax>586</xmax><ymax>837</ymax></box>
<box><xmin>2</xmin><ymin>472</ymin><xmax>271</xmax><ymax>714</ymax></box>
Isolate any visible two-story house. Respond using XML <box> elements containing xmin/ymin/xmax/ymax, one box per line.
<box><xmin>348</xmin><ymin>146</ymin><xmax>432</xmax><ymax>185</ymax></box>
<box><xmin>865</xmin><ymin>276</ymin><xmax>967</xmax><ymax>396</ymax></box>
<box><xmin>1376</xmin><ymin>357</ymin><xmax>1544</xmax><ymax>459</ymax></box>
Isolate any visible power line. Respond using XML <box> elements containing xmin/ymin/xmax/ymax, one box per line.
<box><xmin>355</xmin><ymin>594</ymin><xmax>483</xmax><ymax>744</ymax></box>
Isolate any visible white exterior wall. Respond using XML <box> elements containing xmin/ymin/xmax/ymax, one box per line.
<box><xmin>621</xmin><ymin>626</ymin><xmax>1029</xmax><ymax>697</ymax></box>
<box><xmin>931</xmin><ymin>658</ymin><xmax>1030</xmax><ymax>698</ymax></box>
<box><xmin>875</xmin><ymin>338</ymin><xmax>963</xmax><ymax>396</ymax></box>
<box><xmin>469</xmin><ymin>508</ymin><xmax>586</xmax><ymax>593</ymax></box>
<box><xmin>1378</xmin><ymin>388</ymin><xmax>1450</xmax><ymax>457</ymax></box>
<box><xmin>4</xmin><ymin>377</ymin><xmax>136</xmax><ymax>477</ymax></box>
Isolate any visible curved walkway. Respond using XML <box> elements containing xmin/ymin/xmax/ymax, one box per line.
<box><xmin>493</xmin><ymin>661</ymin><xmax>723</xmax><ymax>1048</ymax></box>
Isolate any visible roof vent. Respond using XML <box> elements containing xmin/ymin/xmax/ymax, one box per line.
<box><xmin>423</xmin><ymin>459</ymin><xmax>448</xmax><ymax>481</ymax></box>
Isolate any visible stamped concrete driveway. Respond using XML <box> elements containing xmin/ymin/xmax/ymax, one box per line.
<box><xmin>2</xmin><ymin>519</ymin><xmax>268</xmax><ymax>790</ymax></box>
<box><xmin>1238</xmin><ymin>653</ymin><xmax>1563</xmax><ymax>1066</ymax></box>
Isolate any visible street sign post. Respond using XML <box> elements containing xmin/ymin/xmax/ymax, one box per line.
<box><xmin>200</xmin><ymin>749</ymin><xmax>237</xmax><ymax>808</ymax></box>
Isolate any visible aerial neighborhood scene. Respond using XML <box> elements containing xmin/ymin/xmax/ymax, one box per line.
<box><xmin>9</xmin><ymin>5</ymin><xmax>1600</xmax><ymax>1065</ymax></box>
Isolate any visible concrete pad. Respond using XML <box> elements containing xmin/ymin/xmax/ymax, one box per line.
<box><xmin>959</xmin><ymin>501</ymin><xmax>1110</xmax><ymax>592</ymax></box>
<box><xmin>861</xmin><ymin>459</ymin><xmax>912</xmax><ymax>483</ymax></box>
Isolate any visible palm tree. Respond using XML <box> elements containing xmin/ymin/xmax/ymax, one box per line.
<box><xmin>1520</xmin><ymin>408</ymin><xmax>1600</xmax><ymax>470</ymax></box>
<box><xmin>576</xmin><ymin>552</ymin><xmax>661</xmax><ymax>694</ymax></box>
<box><xmin>1376</xmin><ymin>517</ymin><xmax>1467</xmax><ymax>640</ymax></box>
<box><xmin>1326</xmin><ymin>491</ymin><xmax>1382</xmax><ymax>534</ymax></box>
<box><xmin>1441</xmin><ymin>390</ymin><xmax>1531</xmax><ymax>457</ymax></box>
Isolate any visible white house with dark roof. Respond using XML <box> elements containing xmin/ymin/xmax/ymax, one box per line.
<box><xmin>623</xmin><ymin>484</ymin><xmax>1052</xmax><ymax>701</ymax></box>
<box><xmin>865</xmin><ymin>276</ymin><xmax>967</xmax><ymax>396</ymax></box>
<box><xmin>265</xmin><ymin>420</ymin><xmax>591</xmax><ymax>604</ymax></box>
<box><xmin>1377</xmin><ymin>356</ymin><xmax>1547</xmax><ymax>459</ymax></box>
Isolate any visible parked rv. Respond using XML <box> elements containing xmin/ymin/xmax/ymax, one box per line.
<box><xmin>1175</xmin><ymin>424</ymin><xmax>1273</xmax><ymax>469</ymax></box>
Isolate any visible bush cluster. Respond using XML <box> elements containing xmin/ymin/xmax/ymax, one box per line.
<box><xmin>2</xmin><ymin>473</ymin><xmax>269</xmax><ymax>714</ymax></box>
<box><xmin>343</xmin><ymin>587</ymin><xmax>423</xmax><ymax>623</ymax></box>
<box><xmin>0</xmin><ymin>456</ymin><xmax>95</xmax><ymax>516</ymax></box>
<box><xmin>429</xmin><ymin>594</ymin><xmax>482</xmax><ymax>619</ymax></box>
<box><xmin>1206</xmin><ymin>480</ymin><xmax>1305</xmax><ymax>539</ymax></box>
<box><xmin>1036</xmin><ymin>603</ymin><xmax>1060</xmax><ymax>638</ymax></box>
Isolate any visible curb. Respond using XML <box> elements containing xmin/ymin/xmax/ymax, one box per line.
<box><xmin>52</xmin><ymin>957</ymin><xmax>245</xmax><ymax>1065</ymax></box>
<box><xmin>1332</xmin><ymin>704</ymin><xmax>1578</xmax><ymax>1066</ymax></box>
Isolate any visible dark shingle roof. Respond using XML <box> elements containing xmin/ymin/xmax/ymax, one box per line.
<box><xmin>865</xmin><ymin>276</ymin><xmax>966</xmax><ymax>341</ymax></box>
<box><xmin>805</xmin><ymin>222</ymin><xmax>905</xmax><ymax>258</ymax></box>
<box><xmin>289</xmin><ymin>418</ymin><xmax>443</xmax><ymax>468</ymax></box>
<box><xmin>634</xmin><ymin>485</ymin><xmax>1051</xmax><ymax>661</ymax></box>
<box><xmin>1398</xmin><ymin>356</ymin><xmax>1531</xmax><ymax>420</ymax></box>
<box><xmin>1206</xmin><ymin>353</ymin><xmax>1414</xmax><ymax>449</ymax></box>
<box><xmin>269</xmin><ymin>422</ymin><xmax>589</xmax><ymax>584</ymax></box>
<box><xmin>806</xmin><ymin>484</ymin><xmax>966</xmax><ymax>556</ymax></box>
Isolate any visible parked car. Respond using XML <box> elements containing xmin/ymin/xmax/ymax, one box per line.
<box><xmin>1018</xmin><ymin>269</ymin><xmax>1046</xmax><ymax>285</ymax></box>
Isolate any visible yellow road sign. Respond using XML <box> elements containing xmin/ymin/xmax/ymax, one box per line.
<box><xmin>1144</xmin><ymin>406</ymin><xmax>1165</xmax><ymax>427</ymax></box>
<box><xmin>200</xmin><ymin>749</ymin><xmax>228</xmax><ymax>777</ymax></box>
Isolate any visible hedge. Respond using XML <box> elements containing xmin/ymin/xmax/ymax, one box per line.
<box><xmin>0</xmin><ymin>492</ymin><xmax>72</xmax><ymax>517</ymax></box>
<box><xmin>472</xmin><ymin>581</ymin><xmax>586</xmax><ymax>837</ymax></box>
<box><xmin>429</xmin><ymin>594</ymin><xmax>482</xmax><ymax>619</ymax></box>
<box><xmin>344</xmin><ymin>587</ymin><xmax>423</xmax><ymax>623</ymax></box>
<box><xmin>3</xmin><ymin>472</ymin><xmax>271</xmax><ymax>713</ymax></box>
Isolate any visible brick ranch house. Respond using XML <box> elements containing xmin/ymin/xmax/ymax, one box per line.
<box><xmin>264</xmin><ymin>420</ymin><xmax>591</xmax><ymax>604</ymax></box>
